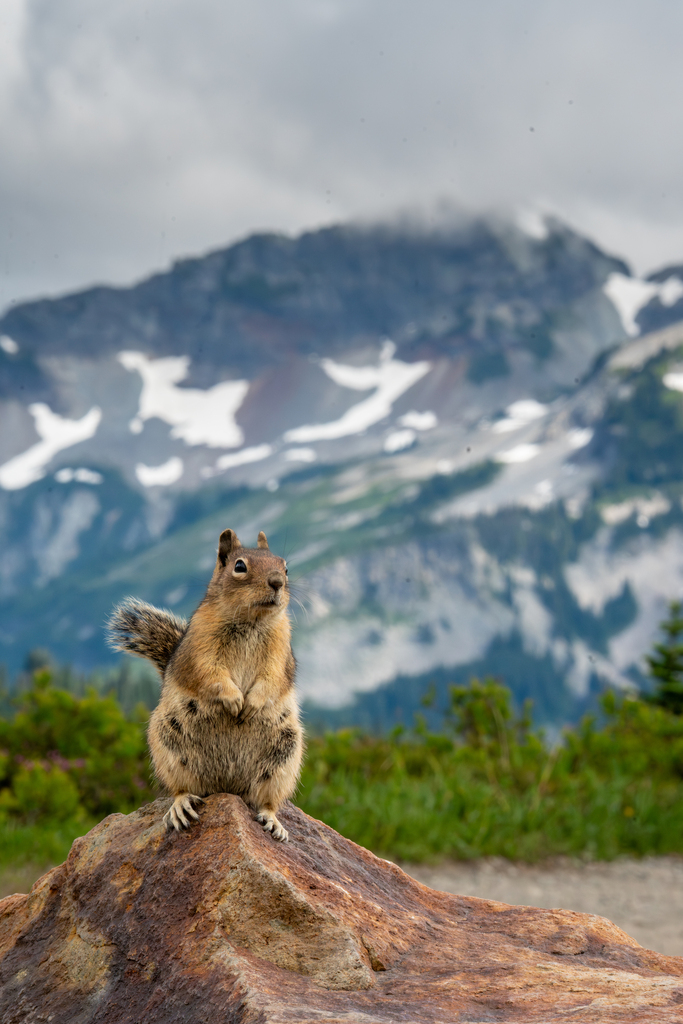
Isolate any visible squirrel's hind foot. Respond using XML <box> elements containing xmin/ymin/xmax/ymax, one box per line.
<box><xmin>256</xmin><ymin>810</ymin><xmax>288</xmax><ymax>842</ymax></box>
<box><xmin>164</xmin><ymin>793</ymin><xmax>205</xmax><ymax>832</ymax></box>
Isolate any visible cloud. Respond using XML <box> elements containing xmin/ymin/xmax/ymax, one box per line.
<box><xmin>2</xmin><ymin>1</ymin><xmax>683</xmax><ymax>312</ymax></box>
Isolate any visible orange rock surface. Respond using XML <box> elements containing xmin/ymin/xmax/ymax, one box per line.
<box><xmin>1</xmin><ymin>795</ymin><xmax>683</xmax><ymax>1022</ymax></box>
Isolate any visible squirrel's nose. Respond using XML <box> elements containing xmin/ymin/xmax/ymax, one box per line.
<box><xmin>268</xmin><ymin>574</ymin><xmax>284</xmax><ymax>592</ymax></box>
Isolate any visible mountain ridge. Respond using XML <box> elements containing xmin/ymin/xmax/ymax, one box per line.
<box><xmin>1</xmin><ymin>213</ymin><xmax>683</xmax><ymax>728</ymax></box>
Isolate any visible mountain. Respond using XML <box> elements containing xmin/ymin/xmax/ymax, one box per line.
<box><xmin>1</xmin><ymin>213</ymin><xmax>683</xmax><ymax>728</ymax></box>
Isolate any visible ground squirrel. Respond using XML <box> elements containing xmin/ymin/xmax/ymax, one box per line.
<box><xmin>107</xmin><ymin>529</ymin><xmax>303</xmax><ymax>841</ymax></box>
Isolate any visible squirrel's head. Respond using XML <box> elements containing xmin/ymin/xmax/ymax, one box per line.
<box><xmin>209</xmin><ymin>528</ymin><xmax>289</xmax><ymax>621</ymax></box>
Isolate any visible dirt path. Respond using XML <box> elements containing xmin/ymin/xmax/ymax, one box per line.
<box><xmin>405</xmin><ymin>856</ymin><xmax>683</xmax><ymax>956</ymax></box>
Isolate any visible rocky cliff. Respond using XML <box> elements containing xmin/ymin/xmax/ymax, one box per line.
<box><xmin>1</xmin><ymin>796</ymin><xmax>683</xmax><ymax>1022</ymax></box>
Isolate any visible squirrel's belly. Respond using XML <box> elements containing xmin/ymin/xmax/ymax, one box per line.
<box><xmin>149</xmin><ymin>698</ymin><xmax>301</xmax><ymax>800</ymax></box>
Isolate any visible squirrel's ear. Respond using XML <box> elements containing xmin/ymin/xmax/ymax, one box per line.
<box><xmin>217</xmin><ymin>529</ymin><xmax>240</xmax><ymax>566</ymax></box>
<box><xmin>257</xmin><ymin>531</ymin><xmax>269</xmax><ymax>549</ymax></box>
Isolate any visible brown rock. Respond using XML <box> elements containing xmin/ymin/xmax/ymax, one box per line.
<box><xmin>1</xmin><ymin>796</ymin><xmax>683</xmax><ymax>1022</ymax></box>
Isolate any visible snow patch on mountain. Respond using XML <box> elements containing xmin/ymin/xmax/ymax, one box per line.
<box><xmin>284</xmin><ymin>342</ymin><xmax>431</xmax><ymax>443</ymax></box>
<box><xmin>118</xmin><ymin>351</ymin><xmax>249</xmax><ymax>448</ymax></box>
<box><xmin>384</xmin><ymin>429</ymin><xmax>416</xmax><ymax>453</ymax></box>
<box><xmin>496</xmin><ymin>443</ymin><xmax>540</xmax><ymax>464</ymax></box>
<box><xmin>664</xmin><ymin>371</ymin><xmax>683</xmax><ymax>393</ymax></box>
<box><xmin>493</xmin><ymin>400</ymin><xmax>548</xmax><ymax>434</ymax></box>
<box><xmin>659</xmin><ymin>278</ymin><xmax>683</xmax><ymax>306</ymax></box>
<box><xmin>55</xmin><ymin>468</ymin><xmax>103</xmax><ymax>485</ymax></box>
<box><xmin>284</xmin><ymin>447</ymin><xmax>317</xmax><ymax>463</ymax></box>
<box><xmin>399</xmin><ymin>410</ymin><xmax>438</xmax><ymax>431</ymax></box>
<box><xmin>601</xmin><ymin>494</ymin><xmax>671</xmax><ymax>527</ymax></box>
<box><xmin>0</xmin><ymin>335</ymin><xmax>18</xmax><ymax>354</ymax></box>
<box><xmin>567</xmin><ymin>428</ymin><xmax>593</xmax><ymax>449</ymax></box>
<box><xmin>604</xmin><ymin>275</ymin><xmax>660</xmax><ymax>337</ymax></box>
<box><xmin>511</xmin><ymin>574</ymin><xmax>553</xmax><ymax>658</ymax></box>
<box><xmin>0</xmin><ymin>404</ymin><xmax>102</xmax><ymax>490</ymax></box>
<box><xmin>201</xmin><ymin>444</ymin><xmax>273</xmax><ymax>479</ymax></box>
<box><xmin>135</xmin><ymin>457</ymin><xmax>184</xmax><ymax>487</ymax></box>
<box><xmin>604</xmin><ymin>273</ymin><xmax>683</xmax><ymax>337</ymax></box>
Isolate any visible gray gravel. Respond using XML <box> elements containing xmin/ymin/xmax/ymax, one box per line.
<box><xmin>404</xmin><ymin>856</ymin><xmax>683</xmax><ymax>956</ymax></box>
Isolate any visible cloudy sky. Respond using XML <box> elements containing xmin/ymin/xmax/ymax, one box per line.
<box><xmin>1</xmin><ymin>0</ymin><xmax>683</xmax><ymax>313</ymax></box>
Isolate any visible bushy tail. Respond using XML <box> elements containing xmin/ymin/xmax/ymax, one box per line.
<box><xmin>107</xmin><ymin>598</ymin><xmax>187</xmax><ymax>673</ymax></box>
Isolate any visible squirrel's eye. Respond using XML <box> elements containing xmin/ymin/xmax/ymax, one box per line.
<box><xmin>234</xmin><ymin>559</ymin><xmax>247</xmax><ymax>573</ymax></box>
<box><xmin>284</xmin><ymin>565</ymin><xmax>288</xmax><ymax>576</ymax></box>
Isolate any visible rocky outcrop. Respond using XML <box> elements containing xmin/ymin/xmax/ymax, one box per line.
<box><xmin>1</xmin><ymin>796</ymin><xmax>683</xmax><ymax>1023</ymax></box>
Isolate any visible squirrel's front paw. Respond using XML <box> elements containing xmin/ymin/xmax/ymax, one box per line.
<box><xmin>208</xmin><ymin>679</ymin><xmax>244</xmax><ymax>717</ymax></box>
<box><xmin>238</xmin><ymin>698</ymin><xmax>269</xmax><ymax>724</ymax></box>
<box><xmin>220</xmin><ymin>691</ymin><xmax>244</xmax><ymax>717</ymax></box>
<box><xmin>238</xmin><ymin>690</ymin><xmax>274</xmax><ymax>724</ymax></box>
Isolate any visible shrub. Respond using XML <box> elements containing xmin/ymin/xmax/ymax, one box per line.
<box><xmin>0</xmin><ymin>668</ymin><xmax>154</xmax><ymax>865</ymax></box>
<box><xmin>1</xmin><ymin>764</ymin><xmax>81</xmax><ymax>823</ymax></box>
<box><xmin>298</xmin><ymin>679</ymin><xmax>683</xmax><ymax>862</ymax></box>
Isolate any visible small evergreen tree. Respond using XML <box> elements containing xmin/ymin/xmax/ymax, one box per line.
<box><xmin>646</xmin><ymin>600</ymin><xmax>683</xmax><ymax>714</ymax></box>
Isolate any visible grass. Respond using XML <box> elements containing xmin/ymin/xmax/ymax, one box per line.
<box><xmin>299</xmin><ymin>752</ymin><xmax>683</xmax><ymax>862</ymax></box>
